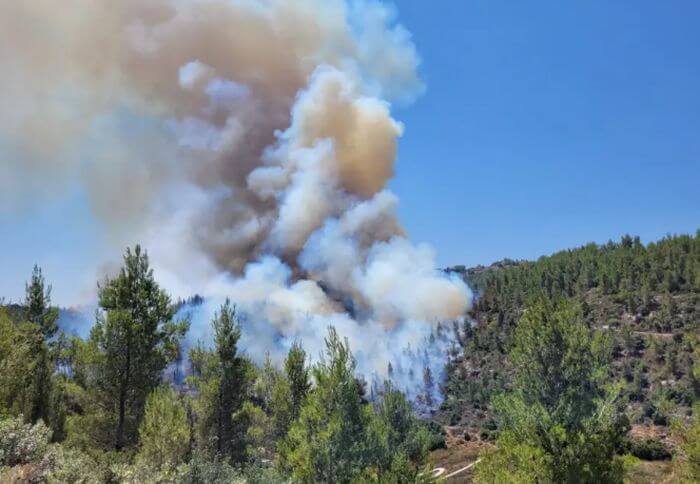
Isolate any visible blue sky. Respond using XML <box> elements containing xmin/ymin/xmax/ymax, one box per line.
<box><xmin>1</xmin><ymin>0</ymin><xmax>699</xmax><ymax>304</ymax></box>
<box><xmin>391</xmin><ymin>0</ymin><xmax>699</xmax><ymax>268</ymax></box>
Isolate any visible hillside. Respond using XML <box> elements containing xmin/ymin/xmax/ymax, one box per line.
<box><xmin>438</xmin><ymin>233</ymin><xmax>700</xmax><ymax>449</ymax></box>
<box><xmin>2</xmin><ymin>233</ymin><xmax>698</xmax><ymax>482</ymax></box>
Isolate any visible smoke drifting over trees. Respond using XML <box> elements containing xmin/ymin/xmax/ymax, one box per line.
<box><xmin>1</xmin><ymin>0</ymin><xmax>470</xmax><ymax>396</ymax></box>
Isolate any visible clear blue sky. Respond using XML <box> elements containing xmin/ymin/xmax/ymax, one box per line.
<box><xmin>391</xmin><ymin>0</ymin><xmax>699</xmax><ymax>270</ymax></box>
<box><xmin>1</xmin><ymin>0</ymin><xmax>699</xmax><ymax>304</ymax></box>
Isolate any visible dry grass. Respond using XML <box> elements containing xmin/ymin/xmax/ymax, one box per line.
<box><xmin>430</xmin><ymin>427</ymin><xmax>491</xmax><ymax>483</ymax></box>
<box><xmin>624</xmin><ymin>459</ymin><xmax>677</xmax><ymax>484</ymax></box>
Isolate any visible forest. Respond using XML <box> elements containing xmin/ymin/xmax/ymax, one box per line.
<box><xmin>1</xmin><ymin>233</ymin><xmax>699</xmax><ymax>483</ymax></box>
<box><xmin>440</xmin><ymin>232</ymin><xmax>700</xmax><ymax>481</ymax></box>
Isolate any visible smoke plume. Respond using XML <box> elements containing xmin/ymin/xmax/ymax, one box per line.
<box><xmin>1</xmin><ymin>0</ymin><xmax>471</xmax><ymax>403</ymax></box>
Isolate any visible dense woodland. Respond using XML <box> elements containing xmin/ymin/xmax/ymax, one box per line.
<box><xmin>1</xmin><ymin>233</ymin><xmax>699</xmax><ymax>482</ymax></box>
<box><xmin>440</xmin><ymin>232</ymin><xmax>700</xmax><ymax>480</ymax></box>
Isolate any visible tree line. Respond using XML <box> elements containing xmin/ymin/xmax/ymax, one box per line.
<box><xmin>2</xmin><ymin>233</ymin><xmax>699</xmax><ymax>482</ymax></box>
<box><xmin>0</xmin><ymin>246</ymin><xmax>435</xmax><ymax>482</ymax></box>
<box><xmin>442</xmin><ymin>232</ymin><xmax>700</xmax><ymax>482</ymax></box>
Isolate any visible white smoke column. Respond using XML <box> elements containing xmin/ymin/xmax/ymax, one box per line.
<box><xmin>1</xmin><ymin>0</ymin><xmax>471</xmax><ymax>406</ymax></box>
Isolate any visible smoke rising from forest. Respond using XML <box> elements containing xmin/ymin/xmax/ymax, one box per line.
<box><xmin>1</xmin><ymin>0</ymin><xmax>471</xmax><ymax>402</ymax></box>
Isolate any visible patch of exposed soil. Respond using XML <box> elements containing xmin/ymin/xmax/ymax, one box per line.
<box><xmin>430</xmin><ymin>427</ymin><xmax>491</xmax><ymax>483</ymax></box>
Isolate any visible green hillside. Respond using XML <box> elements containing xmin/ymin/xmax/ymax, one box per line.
<box><xmin>439</xmin><ymin>232</ymin><xmax>700</xmax><ymax>452</ymax></box>
<box><xmin>2</xmin><ymin>234</ymin><xmax>699</xmax><ymax>482</ymax></box>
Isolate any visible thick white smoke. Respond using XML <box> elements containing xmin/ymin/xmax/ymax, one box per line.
<box><xmin>2</xmin><ymin>0</ymin><xmax>471</xmax><ymax>404</ymax></box>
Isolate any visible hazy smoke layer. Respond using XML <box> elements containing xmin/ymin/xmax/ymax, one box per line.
<box><xmin>2</xmin><ymin>0</ymin><xmax>471</xmax><ymax>401</ymax></box>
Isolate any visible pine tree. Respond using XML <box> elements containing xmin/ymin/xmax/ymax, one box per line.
<box><xmin>0</xmin><ymin>310</ymin><xmax>32</xmax><ymax>415</ymax></box>
<box><xmin>25</xmin><ymin>265</ymin><xmax>59</xmax><ymax>339</ymax></box>
<box><xmin>475</xmin><ymin>299</ymin><xmax>627</xmax><ymax>483</ymax></box>
<box><xmin>270</xmin><ymin>372</ymin><xmax>293</xmax><ymax>440</ymax></box>
<box><xmin>278</xmin><ymin>327</ymin><xmax>370</xmax><ymax>483</ymax></box>
<box><xmin>284</xmin><ymin>340</ymin><xmax>310</xmax><ymax>421</ymax></box>
<box><xmin>90</xmin><ymin>245</ymin><xmax>188</xmax><ymax>449</ymax></box>
<box><xmin>367</xmin><ymin>383</ymin><xmax>430</xmax><ymax>481</ymax></box>
<box><xmin>24</xmin><ymin>265</ymin><xmax>59</xmax><ymax>425</ymax></box>
<box><xmin>212</xmin><ymin>299</ymin><xmax>248</xmax><ymax>461</ymax></box>
<box><xmin>137</xmin><ymin>386</ymin><xmax>190</xmax><ymax>470</ymax></box>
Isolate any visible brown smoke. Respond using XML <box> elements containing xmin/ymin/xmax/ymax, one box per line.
<box><xmin>0</xmin><ymin>0</ymin><xmax>421</xmax><ymax>271</ymax></box>
<box><xmin>1</xmin><ymin>1</ymin><xmax>470</xmax><ymax>387</ymax></box>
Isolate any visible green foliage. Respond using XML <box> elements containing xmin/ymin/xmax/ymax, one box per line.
<box><xmin>644</xmin><ymin>389</ymin><xmax>676</xmax><ymax>426</ymax></box>
<box><xmin>6</xmin><ymin>234</ymin><xmax>695</xmax><ymax>482</ymax></box>
<box><xmin>185</xmin><ymin>450</ymin><xmax>245</xmax><ymax>484</ymax></box>
<box><xmin>628</xmin><ymin>438</ymin><xmax>672</xmax><ymax>461</ymax></box>
<box><xmin>212</xmin><ymin>298</ymin><xmax>246</xmax><ymax>460</ymax></box>
<box><xmin>0</xmin><ymin>266</ymin><xmax>66</xmax><ymax>440</ymax></box>
<box><xmin>475</xmin><ymin>431</ymin><xmax>553</xmax><ymax>483</ymax></box>
<box><xmin>187</xmin><ymin>299</ymin><xmax>252</xmax><ymax>463</ymax></box>
<box><xmin>674</xmin><ymin>403</ymin><xmax>700</xmax><ymax>482</ymax></box>
<box><xmin>41</xmin><ymin>445</ymin><xmax>104</xmax><ymax>483</ymax></box>
<box><xmin>270</xmin><ymin>371</ymin><xmax>293</xmax><ymax>440</ymax></box>
<box><xmin>472</xmin><ymin>233</ymin><xmax>700</xmax><ymax>310</ymax></box>
<box><xmin>25</xmin><ymin>265</ymin><xmax>59</xmax><ymax>339</ymax></box>
<box><xmin>285</xmin><ymin>340</ymin><xmax>311</xmax><ymax>420</ymax></box>
<box><xmin>233</xmin><ymin>400</ymin><xmax>274</xmax><ymax>461</ymax></box>
<box><xmin>28</xmin><ymin>340</ymin><xmax>53</xmax><ymax>425</ymax></box>
<box><xmin>278</xmin><ymin>327</ymin><xmax>370</xmax><ymax>483</ymax></box>
<box><xmin>87</xmin><ymin>245</ymin><xmax>188</xmax><ymax>449</ymax></box>
<box><xmin>0</xmin><ymin>440</ymin><xmax>105</xmax><ymax>483</ymax></box>
<box><xmin>423</xmin><ymin>421</ymin><xmax>447</xmax><ymax>450</ymax></box>
<box><xmin>278</xmin><ymin>328</ymin><xmax>430</xmax><ymax>483</ymax></box>
<box><xmin>475</xmin><ymin>300</ymin><xmax>627</xmax><ymax>484</ymax></box>
<box><xmin>62</xmin><ymin>370</ymin><xmax>117</xmax><ymax>451</ymax></box>
<box><xmin>111</xmin><ymin>460</ymin><xmax>190</xmax><ymax>483</ymax></box>
<box><xmin>443</xmin><ymin>232</ymin><xmax>700</xmax><ymax>429</ymax></box>
<box><xmin>22</xmin><ymin>265</ymin><xmax>61</xmax><ymax>426</ymax></box>
<box><xmin>48</xmin><ymin>375</ymin><xmax>68</xmax><ymax>442</ymax></box>
<box><xmin>250</xmin><ymin>353</ymin><xmax>296</xmax><ymax>444</ymax></box>
<box><xmin>366</xmin><ymin>383</ymin><xmax>431</xmax><ymax>482</ymax></box>
<box><xmin>136</xmin><ymin>386</ymin><xmax>190</xmax><ymax>471</ymax></box>
<box><xmin>0</xmin><ymin>310</ymin><xmax>32</xmax><ymax>416</ymax></box>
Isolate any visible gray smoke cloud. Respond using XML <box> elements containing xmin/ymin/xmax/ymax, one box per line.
<box><xmin>2</xmin><ymin>0</ymin><xmax>470</xmax><ymax>403</ymax></box>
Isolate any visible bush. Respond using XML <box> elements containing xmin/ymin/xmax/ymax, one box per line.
<box><xmin>475</xmin><ymin>433</ymin><xmax>552</xmax><ymax>483</ymax></box>
<box><xmin>242</xmin><ymin>462</ymin><xmax>287</xmax><ymax>484</ymax></box>
<box><xmin>424</xmin><ymin>421</ymin><xmax>446</xmax><ymax>450</ymax></box>
<box><xmin>629</xmin><ymin>438</ymin><xmax>672</xmax><ymax>461</ymax></box>
<box><xmin>673</xmin><ymin>403</ymin><xmax>700</xmax><ymax>480</ymax></box>
<box><xmin>185</xmin><ymin>451</ymin><xmax>245</xmax><ymax>484</ymax></box>
<box><xmin>111</xmin><ymin>460</ymin><xmax>190</xmax><ymax>484</ymax></box>
<box><xmin>643</xmin><ymin>397</ymin><xmax>674</xmax><ymax>426</ymax></box>
<box><xmin>0</xmin><ymin>415</ymin><xmax>52</xmax><ymax>467</ymax></box>
<box><xmin>42</xmin><ymin>445</ymin><xmax>104</xmax><ymax>483</ymax></box>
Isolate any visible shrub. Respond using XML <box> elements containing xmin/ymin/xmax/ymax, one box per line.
<box><xmin>185</xmin><ymin>451</ymin><xmax>245</xmax><ymax>484</ymax></box>
<box><xmin>673</xmin><ymin>403</ymin><xmax>700</xmax><ymax>481</ymax></box>
<box><xmin>42</xmin><ymin>445</ymin><xmax>105</xmax><ymax>483</ymax></box>
<box><xmin>111</xmin><ymin>460</ymin><xmax>190</xmax><ymax>484</ymax></box>
<box><xmin>424</xmin><ymin>420</ymin><xmax>446</xmax><ymax>450</ymax></box>
<box><xmin>0</xmin><ymin>415</ymin><xmax>52</xmax><ymax>467</ymax></box>
<box><xmin>629</xmin><ymin>438</ymin><xmax>672</xmax><ymax>461</ymax></box>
